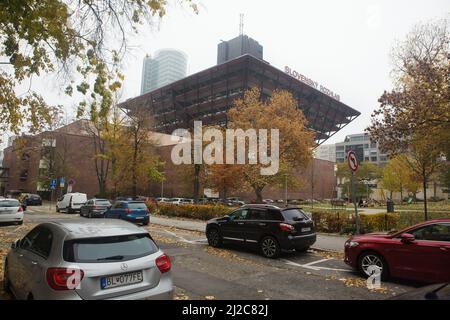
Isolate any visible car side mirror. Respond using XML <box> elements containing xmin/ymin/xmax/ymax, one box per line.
<box><xmin>11</xmin><ymin>239</ymin><xmax>20</xmax><ymax>249</ymax></box>
<box><xmin>400</xmin><ymin>233</ymin><xmax>415</xmax><ymax>243</ymax></box>
<box><xmin>223</xmin><ymin>215</ymin><xmax>230</xmax><ymax>221</ymax></box>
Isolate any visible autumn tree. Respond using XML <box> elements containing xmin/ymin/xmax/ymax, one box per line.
<box><xmin>116</xmin><ymin>107</ymin><xmax>164</xmax><ymax>197</ymax></box>
<box><xmin>0</xmin><ymin>1</ymin><xmax>198</xmax><ymax>136</ymax></box>
<box><xmin>206</xmin><ymin>164</ymin><xmax>243</xmax><ymax>199</ymax></box>
<box><xmin>336</xmin><ymin>162</ymin><xmax>382</xmax><ymax>200</ymax></box>
<box><xmin>368</xmin><ymin>19</ymin><xmax>449</xmax><ymax>219</ymax></box>
<box><xmin>226</xmin><ymin>88</ymin><xmax>315</xmax><ymax>203</ymax></box>
<box><xmin>380</xmin><ymin>154</ymin><xmax>420</xmax><ymax>202</ymax></box>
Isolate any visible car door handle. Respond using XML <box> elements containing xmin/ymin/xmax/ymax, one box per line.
<box><xmin>440</xmin><ymin>247</ymin><xmax>449</xmax><ymax>251</ymax></box>
<box><xmin>31</xmin><ymin>261</ymin><xmax>38</xmax><ymax>265</ymax></box>
<box><xmin>258</xmin><ymin>223</ymin><xmax>267</xmax><ymax>226</ymax></box>
<box><xmin>237</xmin><ymin>222</ymin><xmax>245</xmax><ymax>225</ymax></box>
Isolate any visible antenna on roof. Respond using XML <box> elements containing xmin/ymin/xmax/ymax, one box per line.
<box><xmin>239</xmin><ymin>13</ymin><xmax>244</xmax><ymax>36</ymax></box>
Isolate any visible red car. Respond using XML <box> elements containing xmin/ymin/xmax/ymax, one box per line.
<box><xmin>344</xmin><ymin>219</ymin><xmax>450</xmax><ymax>284</ymax></box>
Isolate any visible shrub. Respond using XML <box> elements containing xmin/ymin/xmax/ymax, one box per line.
<box><xmin>147</xmin><ymin>202</ymin><xmax>231</xmax><ymax>221</ymax></box>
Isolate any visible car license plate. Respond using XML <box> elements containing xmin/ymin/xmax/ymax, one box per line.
<box><xmin>101</xmin><ymin>271</ymin><xmax>143</xmax><ymax>289</ymax></box>
<box><xmin>301</xmin><ymin>227</ymin><xmax>311</xmax><ymax>232</ymax></box>
<box><xmin>135</xmin><ymin>216</ymin><xmax>144</xmax><ymax>220</ymax></box>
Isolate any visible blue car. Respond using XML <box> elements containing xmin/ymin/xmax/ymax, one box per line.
<box><xmin>104</xmin><ymin>201</ymin><xmax>150</xmax><ymax>225</ymax></box>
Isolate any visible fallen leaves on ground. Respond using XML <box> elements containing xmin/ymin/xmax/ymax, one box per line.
<box><xmin>204</xmin><ymin>246</ymin><xmax>254</xmax><ymax>265</ymax></box>
<box><xmin>311</xmin><ymin>249</ymin><xmax>344</xmax><ymax>260</ymax></box>
<box><xmin>326</xmin><ymin>275</ymin><xmax>393</xmax><ymax>295</ymax></box>
<box><xmin>0</xmin><ymin>223</ymin><xmax>36</xmax><ymax>300</ymax></box>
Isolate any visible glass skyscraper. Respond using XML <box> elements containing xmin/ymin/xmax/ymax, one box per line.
<box><xmin>140</xmin><ymin>49</ymin><xmax>188</xmax><ymax>94</ymax></box>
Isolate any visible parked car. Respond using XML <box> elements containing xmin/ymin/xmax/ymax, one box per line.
<box><xmin>2</xmin><ymin>219</ymin><xmax>173</xmax><ymax>300</ymax></box>
<box><xmin>181</xmin><ymin>198</ymin><xmax>194</xmax><ymax>205</ymax></box>
<box><xmin>390</xmin><ymin>282</ymin><xmax>450</xmax><ymax>300</ymax></box>
<box><xmin>23</xmin><ymin>194</ymin><xmax>42</xmax><ymax>206</ymax></box>
<box><xmin>167</xmin><ymin>198</ymin><xmax>184</xmax><ymax>205</ymax></box>
<box><xmin>206</xmin><ymin>204</ymin><xmax>316</xmax><ymax>258</ymax></box>
<box><xmin>344</xmin><ymin>219</ymin><xmax>450</xmax><ymax>284</ymax></box>
<box><xmin>0</xmin><ymin>199</ymin><xmax>24</xmax><ymax>225</ymax></box>
<box><xmin>80</xmin><ymin>199</ymin><xmax>112</xmax><ymax>218</ymax></box>
<box><xmin>104</xmin><ymin>201</ymin><xmax>150</xmax><ymax>226</ymax></box>
<box><xmin>156</xmin><ymin>197</ymin><xmax>171</xmax><ymax>203</ymax></box>
<box><xmin>263</xmin><ymin>199</ymin><xmax>274</xmax><ymax>204</ymax></box>
<box><xmin>56</xmin><ymin>193</ymin><xmax>88</xmax><ymax>214</ymax></box>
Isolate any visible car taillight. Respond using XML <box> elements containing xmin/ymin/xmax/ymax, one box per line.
<box><xmin>46</xmin><ymin>268</ymin><xmax>84</xmax><ymax>291</ymax></box>
<box><xmin>18</xmin><ymin>206</ymin><xmax>23</xmax><ymax>212</ymax></box>
<box><xmin>155</xmin><ymin>254</ymin><xmax>171</xmax><ymax>273</ymax></box>
<box><xmin>125</xmin><ymin>208</ymin><xmax>132</xmax><ymax>215</ymax></box>
<box><xmin>279</xmin><ymin>223</ymin><xmax>295</xmax><ymax>232</ymax></box>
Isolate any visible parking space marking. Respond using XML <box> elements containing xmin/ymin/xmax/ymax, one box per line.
<box><xmin>164</xmin><ymin>230</ymin><xmax>207</xmax><ymax>245</ymax></box>
<box><xmin>282</xmin><ymin>258</ymin><xmax>351</xmax><ymax>273</ymax></box>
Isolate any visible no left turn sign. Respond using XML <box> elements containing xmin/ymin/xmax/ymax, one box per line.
<box><xmin>347</xmin><ymin>151</ymin><xmax>359</xmax><ymax>172</ymax></box>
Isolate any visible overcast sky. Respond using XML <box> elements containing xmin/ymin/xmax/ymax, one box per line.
<box><xmin>4</xmin><ymin>0</ymin><xmax>449</xmax><ymax>147</ymax></box>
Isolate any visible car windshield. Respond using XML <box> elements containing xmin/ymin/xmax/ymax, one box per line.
<box><xmin>0</xmin><ymin>200</ymin><xmax>20</xmax><ymax>207</ymax></box>
<box><xmin>282</xmin><ymin>209</ymin><xmax>309</xmax><ymax>221</ymax></box>
<box><xmin>128</xmin><ymin>202</ymin><xmax>147</xmax><ymax>209</ymax></box>
<box><xmin>63</xmin><ymin>234</ymin><xmax>158</xmax><ymax>263</ymax></box>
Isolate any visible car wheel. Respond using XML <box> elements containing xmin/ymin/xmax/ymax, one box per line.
<box><xmin>206</xmin><ymin>228</ymin><xmax>222</xmax><ymax>248</ymax></box>
<box><xmin>358</xmin><ymin>251</ymin><xmax>389</xmax><ymax>280</ymax></box>
<box><xmin>143</xmin><ymin>221</ymin><xmax>149</xmax><ymax>226</ymax></box>
<box><xmin>17</xmin><ymin>220</ymin><xmax>23</xmax><ymax>226</ymax></box>
<box><xmin>56</xmin><ymin>207</ymin><xmax>60</xmax><ymax>213</ymax></box>
<box><xmin>3</xmin><ymin>262</ymin><xmax>11</xmax><ymax>294</ymax></box>
<box><xmin>260</xmin><ymin>236</ymin><xmax>280</xmax><ymax>259</ymax></box>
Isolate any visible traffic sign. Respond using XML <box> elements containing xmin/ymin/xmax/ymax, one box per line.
<box><xmin>68</xmin><ymin>178</ymin><xmax>75</xmax><ymax>185</ymax></box>
<box><xmin>59</xmin><ymin>177</ymin><xmax>65</xmax><ymax>188</ymax></box>
<box><xmin>50</xmin><ymin>179</ymin><xmax>57</xmax><ymax>190</ymax></box>
<box><xmin>347</xmin><ymin>151</ymin><xmax>359</xmax><ymax>172</ymax></box>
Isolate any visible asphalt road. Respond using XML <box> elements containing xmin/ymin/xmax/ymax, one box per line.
<box><xmin>0</xmin><ymin>206</ymin><xmax>420</xmax><ymax>300</ymax></box>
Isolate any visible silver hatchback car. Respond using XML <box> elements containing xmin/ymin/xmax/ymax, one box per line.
<box><xmin>3</xmin><ymin>219</ymin><xmax>173</xmax><ymax>300</ymax></box>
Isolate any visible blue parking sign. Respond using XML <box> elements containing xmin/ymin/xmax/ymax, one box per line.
<box><xmin>50</xmin><ymin>179</ymin><xmax>57</xmax><ymax>190</ymax></box>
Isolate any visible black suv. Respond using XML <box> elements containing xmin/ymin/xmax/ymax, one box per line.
<box><xmin>206</xmin><ymin>204</ymin><xmax>316</xmax><ymax>258</ymax></box>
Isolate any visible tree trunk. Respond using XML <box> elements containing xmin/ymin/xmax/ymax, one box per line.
<box><xmin>400</xmin><ymin>187</ymin><xmax>403</xmax><ymax>205</ymax></box>
<box><xmin>193</xmin><ymin>164</ymin><xmax>200</xmax><ymax>203</ymax></box>
<box><xmin>254</xmin><ymin>187</ymin><xmax>263</xmax><ymax>203</ymax></box>
<box><xmin>423</xmin><ymin>170</ymin><xmax>428</xmax><ymax>221</ymax></box>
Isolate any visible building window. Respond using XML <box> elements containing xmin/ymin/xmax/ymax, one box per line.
<box><xmin>21</xmin><ymin>153</ymin><xmax>30</xmax><ymax>161</ymax></box>
<box><xmin>42</xmin><ymin>138</ymin><xmax>56</xmax><ymax>147</ymax></box>
<box><xmin>371</xmin><ymin>156</ymin><xmax>377</xmax><ymax>162</ymax></box>
<box><xmin>20</xmin><ymin>169</ymin><xmax>28</xmax><ymax>181</ymax></box>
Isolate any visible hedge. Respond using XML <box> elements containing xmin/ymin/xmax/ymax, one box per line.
<box><xmin>146</xmin><ymin>202</ymin><xmax>450</xmax><ymax>234</ymax></box>
<box><xmin>147</xmin><ymin>202</ymin><xmax>231</xmax><ymax>221</ymax></box>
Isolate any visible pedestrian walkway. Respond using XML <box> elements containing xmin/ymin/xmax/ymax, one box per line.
<box><xmin>150</xmin><ymin>215</ymin><xmax>347</xmax><ymax>252</ymax></box>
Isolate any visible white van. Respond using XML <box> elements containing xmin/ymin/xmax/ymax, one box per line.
<box><xmin>56</xmin><ymin>193</ymin><xmax>88</xmax><ymax>214</ymax></box>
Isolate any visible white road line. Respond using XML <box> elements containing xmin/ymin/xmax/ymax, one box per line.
<box><xmin>303</xmin><ymin>258</ymin><xmax>331</xmax><ymax>267</ymax></box>
<box><xmin>282</xmin><ymin>258</ymin><xmax>352</xmax><ymax>273</ymax></box>
<box><xmin>163</xmin><ymin>230</ymin><xmax>206</xmax><ymax>245</ymax></box>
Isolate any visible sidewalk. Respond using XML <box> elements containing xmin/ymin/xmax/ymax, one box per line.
<box><xmin>151</xmin><ymin>215</ymin><xmax>347</xmax><ymax>252</ymax></box>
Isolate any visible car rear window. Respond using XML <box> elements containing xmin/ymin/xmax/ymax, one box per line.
<box><xmin>127</xmin><ymin>202</ymin><xmax>147</xmax><ymax>209</ymax></box>
<box><xmin>63</xmin><ymin>234</ymin><xmax>158</xmax><ymax>263</ymax></box>
<box><xmin>282</xmin><ymin>209</ymin><xmax>309</xmax><ymax>221</ymax></box>
<box><xmin>0</xmin><ymin>200</ymin><xmax>20</xmax><ymax>207</ymax></box>
<box><xmin>96</xmin><ymin>200</ymin><xmax>111</xmax><ymax>206</ymax></box>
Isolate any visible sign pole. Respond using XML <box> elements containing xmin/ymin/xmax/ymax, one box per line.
<box><xmin>351</xmin><ymin>171</ymin><xmax>360</xmax><ymax>234</ymax></box>
<box><xmin>347</xmin><ymin>150</ymin><xmax>360</xmax><ymax>235</ymax></box>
